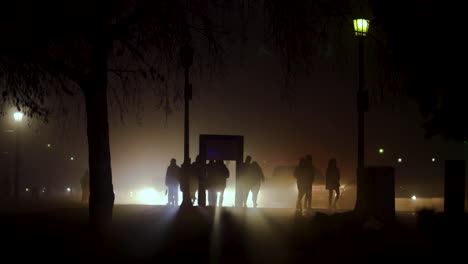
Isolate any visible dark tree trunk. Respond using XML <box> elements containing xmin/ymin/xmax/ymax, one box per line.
<box><xmin>82</xmin><ymin>38</ymin><xmax>114</xmax><ymax>233</ymax></box>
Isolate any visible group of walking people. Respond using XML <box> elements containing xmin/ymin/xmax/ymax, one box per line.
<box><xmin>79</xmin><ymin>154</ymin><xmax>340</xmax><ymax>211</ymax></box>
<box><xmin>164</xmin><ymin>155</ymin><xmax>265</xmax><ymax>207</ymax></box>
<box><xmin>293</xmin><ymin>155</ymin><xmax>341</xmax><ymax>212</ymax></box>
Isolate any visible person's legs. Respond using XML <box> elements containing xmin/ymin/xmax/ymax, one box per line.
<box><xmin>167</xmin><ymin>186</ymin><xmax>173</xmax><ymax>205</ymax></box>
<box><xmin>218</xmin><ymin>190</ymin><xmax>224</xmax><ymax>207</ymax></box>
<box><xmin>328</xmin><ymin>189</ymin><xmax>333</xmax><ymax>209</ymax></box>
<box><xmin>208</xmin><ymin>189</ymin><xmax>214</xmax><ymax>206</ymax></box>
<box><xmin>244</xmin><ymin>188</ymin><xmax>250</xmax><ymax>207</ymax></box>
<box><xmin>174</xmin><ymin>186</ymin><xmax>179</xmax><ymax>206</ymax></box>
<box><xmin>252</xmin><ymin>184</ymin><xmax>260</xmax><ymax>208</ymax></box>
<box><xmin>296</xmin><ymin>190</ymin><xmax>304</xmax><ymax>211</ymax></box>
<box><xmin>334</xmin><ymin>188</ymin><xmax>340</xmax><ymax>209</ymax></box>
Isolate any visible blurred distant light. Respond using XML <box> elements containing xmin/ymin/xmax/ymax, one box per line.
<box><xmin>411</xmin><ymin>195</ymin><xmax>417</xmax><ymax>201</ymax></box>
<box><xmin>47</xmin><ymin>143</ymin><xmax>51</xmax><ymax>148</ymax></box>
<box><xmin>432</xmin><ymin>158</ymin><xmax>436</xmax><ymax>162</ymax></box>
<box><xmin>13</xmin><ymin>112</ymin><xmax>24</xmax><ymax>122</ymax></box>
<box><xmin>70</xmin><ymin>156</ymin><xmax>74</xmax><ymax>161</ymax></box>
<box><xmin>378</xmin><ymin>148</ymin><xmax>384</xmax><ymax>154</ymax></box>
<box><xmin>25</xmin><ymin>188</ymin><xmax>29</xmax><ymax>192</ymax></box>
<box><xmin>137</xmin><ymin>188</ymin><xmax>158</xmax><ymax>205</ymax></box>
<box><xmin>66</xmin><ymin>187</ymin><xmax>71</xmax><ymax>192</ymax></box>
<box><xmin>129</xmin><ymin>191</ymin><xmax>133</xmax><ymax>198</ymax></box>
<box><xmin>397</xmin><ymin>158</ymin><xmax>402</xmax><ymax>163</ymax></box>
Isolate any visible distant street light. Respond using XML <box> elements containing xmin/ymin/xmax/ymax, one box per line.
<box><xmin>70</xmin><ymin>156</ymin><xmax>74</xmax><ymax>161</ymax></box>
<box><xmin>13</xmin><ymin>111</ymin><xmax>24</xmax><ymax>201</ymax></box>
<box><xmin>397</xmin><ymin>158</ymin><xmax>403</xmax><ymax>163</ymax></box>
<box><xmin>47</xmin><ymin>143</ymin><xmax>51</xmax><ymax>148</ymax></box>
<box><xmin>432</xmin><ymin>158</ymin><xmax>436</xmax><ymax>162</ymax></box>
<box><xmin>378</xmin><ymin>148</ymin><xmax>384</xmax><ymax>154</ymax></box>
<box><xmin>13</xmin><ymin>112</ymin><xmax>24</xmax><ymax>122</ymax></box>
<box><xmin>411</xmin><ymin>195</ymin><xmax>417</xmax><ymax>201</ymax></box>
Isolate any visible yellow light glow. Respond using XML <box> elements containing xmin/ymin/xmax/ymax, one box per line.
<box><xmin>411</xmin><ymin>195</ymin><xmax>417</xmax><ymax>201</ymax></box>
<box><xmin>353</xmin><ymin>18</ymin><xmax>370</xmax><ymax>37</ymax></box>
<box><xmin>378</xmin><ymin>148</ymin><xmax>384</xmax><ymax>154</ymax></box>
<box><xmin>13</xmin><ymin>112</ymin><xmax>24</xmax><ymax>122</ymax></box>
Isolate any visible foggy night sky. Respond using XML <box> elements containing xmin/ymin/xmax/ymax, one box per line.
<box><xmin>0</xmin><ymin>6</ymin><xmax>464</xmax><ymax>198</ymax></box>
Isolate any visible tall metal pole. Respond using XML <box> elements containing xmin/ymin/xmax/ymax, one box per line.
<box><xmin>357</xmin><ymin>37</ymin><xmax>365</xmax><ymax>171</ymax></box>
<box><xmin>184</xmin><ymin>67</ymin><xmax>190</xmax><ymax>164</ymax></box>
<box><xmin>180</xmin><ymin>43</ymin><xmax>193</xmax><ymax>207</ymax></box>
<box><xmin>355</xmin><ymin>35</ymin><xmax>368</xmax><ymax>212</ymax></box>
<box><xmin>14</xmin><ymin>126</ymin><xmax>20</xmax><ymax>201</ymax></box>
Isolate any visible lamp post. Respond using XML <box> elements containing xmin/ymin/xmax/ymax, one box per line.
<box><xmin>180</xmin><ymin>44</ymin><xmax>194</xmax><ymax>207</ymax></box>
<box><xmin>13</xmin><ymin>111</ymin><xmax>24</xmax><ymax>201</ymax></box>
<box><xmin>353</xmin><ymin>18</ymin><xmax>369</xmax><ymax>211</ymax></box>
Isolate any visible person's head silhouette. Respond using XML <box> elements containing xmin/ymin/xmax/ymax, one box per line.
<box><xmin>170</xmin><ymin>158</ymin><xmax>176</xmax><ymax>165</ymax></box>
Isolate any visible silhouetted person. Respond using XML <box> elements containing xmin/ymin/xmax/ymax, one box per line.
<box><xmin>294</xmin><ymin>158</ymin><xmax>308</xmax><ymax>212</ymax></box>
<box><xmin>190</xmin><ymin>155</ymin><xmax>204</xmax><ymax>205</ymax></box>
<box><xmin>248</xmin><ymin>161</ymin><xmax>264</xmax><ymax>208</ymax></box>
<box><xmin>304</xmin><ymin>155</ymin><xmax>319</xmax><ymax>210</ymax></box>
<box><xmin>180</xmin><ymin>158</ymin><xmax>192</xmax><ymax>206</ymax></box>
<box><xmin>165</xmin><ymin>158</ymin><xmax>180</xmax><ymax>206</ymax></box>
<box><xmin>239</xmin><ymin>155</ymin><xmax>253</xmax><ymax>207</ymax></box>
<box><xmin>215</xmin><ymin>160</ymin><xmax>229</xmax><ymax>207</ymax></box>
<box><xmin>80</xmin><ymin>169</ymin><xmax>90</xmax><ymax>203</ymax></box>
<box><xmin>326</xmin><ymin>159</ymin><xmax>340</xmax><ymax>210</ymax></box>
<box><xmin>207</xmin><ymin>160</ymin><xmax>217</xmax><ymax>206</ymax></box>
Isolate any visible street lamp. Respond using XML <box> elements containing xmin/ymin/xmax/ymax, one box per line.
<box><xmin>353</xmin><ymin>19</ymin><xmax>370</xmax><ymax>37</ymax></box>
<box><xmin>353</xmin><ymin>17</ymin><xmax>370</xmax><ymax>212</ymax></box>
<box><xmin>13</xmin><ymin>112</ymin><xmax>24</xmax><ymax>122</ymax></box>
<box><xmin>13</xmin><ymin>111</ymin><xmax>24</xmax><ymax>201</ymax></box>
<box><xmin>180</xmin><ymin>43</ymin><xmax>194</xmax><ymax>207</ymax></box>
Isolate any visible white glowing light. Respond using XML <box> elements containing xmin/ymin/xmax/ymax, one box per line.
<box><xmin>70</xmin><ymin>156</ymin><xmax>74</xmax><ymax>161</ymax></box>
<box><xmin>25</xmin><ymin>188</ymin><xmax>29</xmax><ymax>192</ymax></box>
<box><xmin>13</xmin><ymin>112</ymin><xmax>24</xmax><ymax>122</ymax></box>
<box><xmin>66</xmin><ymin>187</ymin><xmax>71</xmax><ymax>192</ymax></box>
<box><xmin>432</xmin><ymin>158</ymin><xmax>436</xmax><ymax>162</ymax></box>
<box><xmin>397</xmin><ymin>158</ymin><xmax>403</xmax><ymax>163</ymax></box>
<box><xmin>411</xmin><ymin>195</ymin><xmax>417</xmax><ymax>201</ymax></box>
<box><xmin>136</xmin><ymin>188</ymin><xmax>167</xmax><ymax>205</ymax></box>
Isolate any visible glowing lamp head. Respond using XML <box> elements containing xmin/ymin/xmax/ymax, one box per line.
<box><xmin>397</xmin><ymin>158</ymin><xmax>402</xmax><ymax>163</ymax></box>
<box><xmin>70</xmin><ymin>156</ymin><xmax>74</xmax><ymax>161</ymax></box>
<box><xmin>25</xmin><ymin>188</ymin><xmax>29</xmax><ymax>192</ymax></box>
<box><xmin>47</xmin><ymin>144</ymin><xmax>51</xmax><ymax>148</ymax></box>
<box><xmin>13</xmin><ymin>112</ymin><xmax>24</xmax><ymax>122</ymax></box>
<box><xmin>411</xmin><ymin>195</ymin><xmax>417</xmax><ymax>201</ymax></box>
<box><xmin>353</xmin><ymin>18</ymin><xmax>370</xmax><ymax>37</ymax></box>
<box><xmin>432</xmin><ymin>158</ymin><xmax>436</xmax><ymax>162</ymax></box>
<box><xmin>378</xmin><ymin>148</ymin><xmax>384</xmax><ymax>154</ymax></box>
<box><xmin>66</xmin><ymin>187</ymin><xmax>71</xmax><ymax>192</ymax></box>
